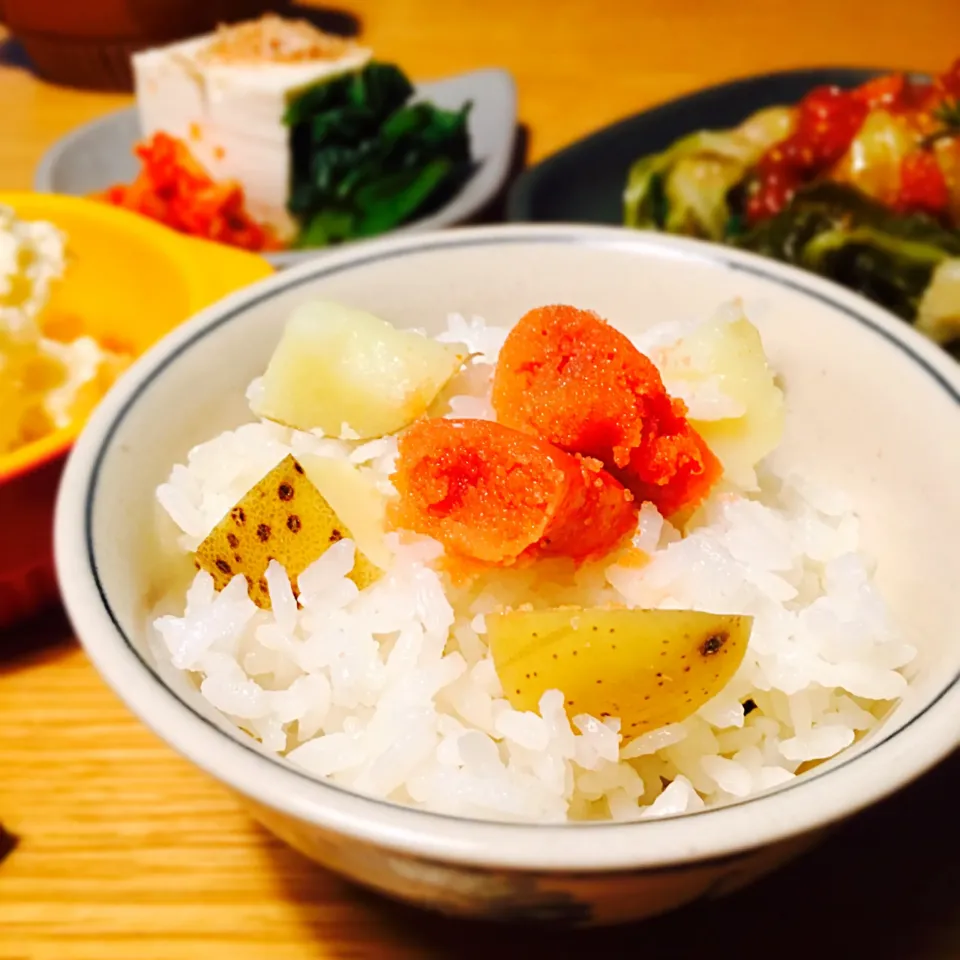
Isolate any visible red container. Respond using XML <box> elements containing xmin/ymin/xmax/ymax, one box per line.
<box><xmin>0</xmin><ymin>453</ymin><xmax>63</xmax><ymax>630</ymax></box>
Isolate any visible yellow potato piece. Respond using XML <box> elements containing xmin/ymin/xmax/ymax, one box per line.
<box><xmin>487</xmin><ymin>607</ymin><xmax>752</xmax><ymax>738</ymax></box>
<box><xmin>195</xmin><ymin>454</ymin><xmax>381</xmax><ymax>609</ymax></box>
<box><xmin>656</xmin><ymin>308</ymin><xmax>784</xmax><ymax>490</ymax></box>
<box><xmin>252</xmin><ymin>300</ymin><xmax>467</xmax><ymax>439</ymax></box>
<box><xmin>298</xmin><ymin>453</ymin><xmax>392</xmax><ymax>571</ymax></box>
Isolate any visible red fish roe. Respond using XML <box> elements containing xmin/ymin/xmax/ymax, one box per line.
<box><xmin>491</xmin><ymin>305</ymin><xmax>722</xmax><ymax>517</ymax></box>
<box><xmin>391</xmin><ymin>418</ymin><xmax>636</xmax><ymax>565</ymax></box>
<box><xmin>624</xmin><ymin>423</ymin><xmax>722</xmax><ymax>519</ymax></box>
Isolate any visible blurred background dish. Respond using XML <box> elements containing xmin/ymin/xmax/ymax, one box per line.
<box><xmin>0</xmin><ymin>192</ymin><xmax>272</xmax><ymax>629</ymax></box>
<box><xmin>507</xmin><ymin>65</ymin><xmax>960</xmax><ymax>358</ymax></box>
<box><xmin>507</xmin><ymin>70</ymin><xmax>889</xmax><ymax>227</ymax></box>
<box><xmin>35</xmin><ymin>67</ymin><xmax>518</xmax><ymax>268</ymax></box>
<box><xmin>0</xmin><ymin>0</ymin><xmax>282</xmax><ymax>92</ymax></box>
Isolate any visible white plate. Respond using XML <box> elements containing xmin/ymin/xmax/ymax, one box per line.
<box><xmin>34</xmin><ymin>68</ymin><xmax>518</xmax><ymax>268</ymax></box>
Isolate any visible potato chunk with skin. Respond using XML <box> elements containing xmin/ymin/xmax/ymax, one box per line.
<box><xmin>195</xmin><ymin>454</ymin><xmax>380</xmax><ymax>608</ymax></box>
<box><xmin>252</xmin><ymin>300</ymin><xmax>467</xmax><ymax>439</ymax></box>
<box><xmin>487</xmin><ymin>607</ymin><xmax>751</xmax><ymax>738</ymax></box>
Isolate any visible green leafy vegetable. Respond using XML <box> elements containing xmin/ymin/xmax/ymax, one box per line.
<box><xmin>285</xmin><ymin>63</ymin><xmax>473</xmax><ymax>247</ymax></box>
<box><xmin>623</xmin><ymin>107</ymin><xmax>795</xmax><ymax>239</ymax></box>
<box><xmin>732</xmin><ymin>182</ymin><xmax>960</xmax><ymax>326</ymax></box>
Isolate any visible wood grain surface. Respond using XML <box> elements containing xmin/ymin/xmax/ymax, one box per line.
<box><xmin>2</xmin><ymin>2</ymin><xmax>960</xmax><ymax>957</ymax></box>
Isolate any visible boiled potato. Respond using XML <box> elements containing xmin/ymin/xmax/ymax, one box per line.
<box><xmin>252</xmin><ymin>301</ymin><xmax>467</xmax><ymax>439</ymax></box>
<box><xmin>298</xmin><ymin>453</ymin><xmax>391</xmax><ymax>571</ymax></box>
<box><xmin>487</xmin><ymin>607</ymin><xmax>751</xmax><ymax>737</ymax></box>
<box><xmin>655</xmin><ymin>307</ymin><xmax>784</xmax><ymax>489</ymax></box>
<box><xmin>196</xmin><ymin>454</ymin><xmax>381</xmax><ymax>609</ymax></box>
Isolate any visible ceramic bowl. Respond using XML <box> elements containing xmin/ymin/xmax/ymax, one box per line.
<box><xmin>0</xmin><ymin>192</ymin><xmax>272</xmax><ymax>629</ymax></box>
<box><xmin>54</xmin><ymin>225</ymin><xmax>960</xmax><ymax>925</ymax></box>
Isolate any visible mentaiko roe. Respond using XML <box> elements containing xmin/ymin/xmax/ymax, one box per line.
<box><xmin>491</xmin><ymin>305</ymin><xmax>722</xmax><ymax>518</ymax></box>
<box><xmin>391</xmin><ymin>418</ymin><xmax>636</xmax><ymax>566</ymax></box>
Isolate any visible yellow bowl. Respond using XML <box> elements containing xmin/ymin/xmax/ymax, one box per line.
<box><xmin>0</xmin><ymin>192</ymin><xmax>274</xmax><ymax>628</ymax></box>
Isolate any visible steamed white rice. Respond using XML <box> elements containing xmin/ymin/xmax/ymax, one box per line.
<box><xmin>151</xmin><ymin>309</ymin><xmax>914</xmax><ymax>823</ymax></box>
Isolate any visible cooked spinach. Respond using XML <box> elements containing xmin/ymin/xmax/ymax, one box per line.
<box><xmin>285</xmin><ymin>62</ymin><xmax>473</xmax><ymax>247</ymax></box>
<box><xmin>732</xmin><ymin>182</ymin><xmax>960</xmax><ymax>323</ymax></box>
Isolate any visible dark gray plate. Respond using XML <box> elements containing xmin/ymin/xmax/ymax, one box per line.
<box><xmin>35</xmin><ymin>68</ymin><xmax>518</xmax><ymax>269</ymax></box>
<box><xmin>507</xmin><ymin>68</ymin><xmax>911</xmax><ymax>226</ymax></box>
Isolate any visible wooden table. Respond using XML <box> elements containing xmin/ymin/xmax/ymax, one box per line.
<box><xmin>2</xmin><ymin>1</ymin><xmax>959</xmax><ymax>957</ymax></box>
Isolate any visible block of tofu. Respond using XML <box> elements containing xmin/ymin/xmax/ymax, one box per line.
<box><xmin>131</xmin><ymin>16</ymin><xmax>372</xmax><ymax>241</ymax></box>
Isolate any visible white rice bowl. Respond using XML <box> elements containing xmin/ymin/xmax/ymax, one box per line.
<box><xmin>151</xmin><ymin>307</ymin><xmax>915</xmax><ymax>824</ymax></box>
